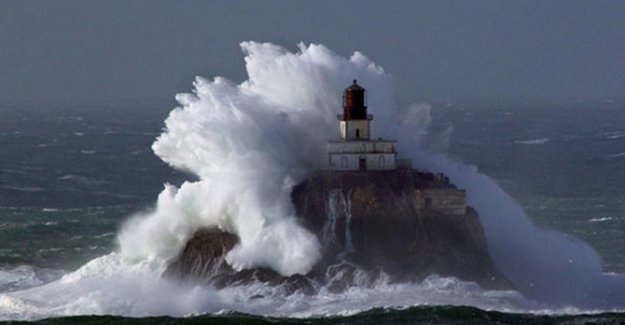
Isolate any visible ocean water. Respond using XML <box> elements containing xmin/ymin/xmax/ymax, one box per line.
<box><xmin>0</xmin><ymin>42</ymin><xmax>624</xmax><ymax>322</ymax></box>
<box><xmin>1</xmin><ymin>98</ymin><xmax>624</xmax><ymax>323</ymax></box>
<box><xmin>428</xmin><ymin>100</ymin><xmax>625</xmax><ymax>273</ymax></box>
<box><xmin>0</xmin><ymin>102</ymin><xmax>184</xmax><ymax>273</ymax></box>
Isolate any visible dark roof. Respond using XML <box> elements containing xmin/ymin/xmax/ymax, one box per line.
<box><xmin>346</xmin><ymin>79</ymin><xmax>365</xmax><ymax>91</ymax></box>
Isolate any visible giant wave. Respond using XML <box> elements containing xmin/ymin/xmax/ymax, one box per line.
<box><xmin>1</xmin><ymin>42</ymin><xmax>624</xmax><ymax>321</ymax></box>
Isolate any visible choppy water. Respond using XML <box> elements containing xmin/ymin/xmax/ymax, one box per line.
<box><xmin>1</xmin><ymin>99</ymin><xmax>624</xmax><ymax>323</ymax></box>
<box><xmin>428</xmin><ymin>100</ymin><xmax>625</xmax><ymax>273</ymax></box>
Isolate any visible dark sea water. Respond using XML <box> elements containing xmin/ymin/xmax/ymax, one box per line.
<box><xmin>429</xmin><ymin>100</ymin><xmax>625</xmax><ymax>274</ymax></box>
<box><xmin>0</xmin><ymin>102</ymin><xmax>185</xmax><ymax>273</ymax></box>
<box><xmin>1</xmin><ymin>99</ymin><xmax>624</xmax><ymax>323</ymax></box>
<box><xmin>16</xmin><ymin>306</ymin><xmax>625</xmax><ymax>325</ymax></box>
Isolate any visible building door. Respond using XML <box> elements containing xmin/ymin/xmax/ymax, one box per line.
<box><xmin>359</xmin><ymin>157</ymin><xmax>366</xmax><ymax>170</ymax></box>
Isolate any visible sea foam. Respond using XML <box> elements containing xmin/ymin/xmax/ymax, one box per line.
<box><xmin>117</xmin><ymin>42</ymin><xmax>396</xmax><ymax>277</ymax></box>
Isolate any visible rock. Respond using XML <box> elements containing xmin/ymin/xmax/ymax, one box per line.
<box><xmin>163</xmin><ymin>228</ymin><xmax>317</xmax><ymax>295</ymax></box>
<box><xmin>162</xmin><ymin>228</ymin><xmax>237</xmax><ymax>283</ymax></box>
<box><xmin>163</xmin><ymin>169</ymin><xmax>514</xmax><ymax>294</ymax></box>
<box><xmin>291</xmin><ymin>170</ymin><xmax>513</xmax><ymax>290</ymax></box>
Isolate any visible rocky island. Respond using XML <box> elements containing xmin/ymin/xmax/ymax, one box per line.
<box><xmin>163</xmin><ymin>81</ymin><xmax>513</xmax><ymax>294</ymax></box>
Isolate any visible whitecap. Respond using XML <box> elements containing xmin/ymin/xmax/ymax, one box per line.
<box><xmin>605</xmin><ymin>132</ymin><xmax>625</xmax><ymax>140</ymax></box>
<box><xmin>57</xmin><ymin>174</ymin><xmax>105</xmax><ymax>185</ymax></box>
<box><xmin>514</xmin><ymin>138</ymin><xmax>550</xmax><ymax>145</ymax></box>
<box><xmin>1</xmin><ymin>186</ymin><xmax>45</xmax><ymax>193</ymax></box>
<box><xmin>589</xmin><ymin>217</ymin><xmax>613</xmax><ymax>223</ymax></box>
<box><xmin>0</xmin><ymin>266</ymin><xmax>65</xmax><ymax>293</ymax></box>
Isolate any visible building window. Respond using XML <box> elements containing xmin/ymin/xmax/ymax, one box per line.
<box><xmin>378</xmin><ymin>155</ymin><xmax>385</xmax><ymax>169</ymax></box>
<box><xmin>341</xmin><ymin>156</ymin><xmax>348</xmax><ymax>168</ymax></box>
<box><xmin>355</xmin><ymin>129</ymin><xmax>360</xmax><ymax>139</ymax></box>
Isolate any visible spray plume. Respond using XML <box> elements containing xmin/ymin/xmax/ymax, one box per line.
<box><xmin>117</xmin><ymin>42</ymin><xmax>395</xmax><ymax>276</ymax></box>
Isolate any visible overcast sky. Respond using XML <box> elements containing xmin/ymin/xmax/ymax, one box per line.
<box><xmin>1</xmin><ymin>1</ymin><xmax>624</xmax><ymax>104</ymax></box>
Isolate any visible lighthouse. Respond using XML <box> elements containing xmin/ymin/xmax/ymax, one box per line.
<box><xmin>328</xmin><ymin>80</ymin><xmax>404</xmax><ymax>171</ymax></box>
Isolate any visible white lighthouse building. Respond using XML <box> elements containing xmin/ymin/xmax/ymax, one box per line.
<box><xmin>328</xmin><ymin>80</ymin><xmax>406</xmax><ymax>171</ymax></box>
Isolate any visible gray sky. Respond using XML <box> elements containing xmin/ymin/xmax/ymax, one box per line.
<box><xmin>1</xmin><ymin>0</ymin><xmax>624</xmax><ymax>104</ymax></box>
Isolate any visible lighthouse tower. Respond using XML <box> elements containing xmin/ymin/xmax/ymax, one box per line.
<box><xmin>339</xmin><ymin>80</ymin><xmax>372</xmax><ymax>140</ymax></box>
<box><xmin>327</xmin><ymin>80</ymin><xmax>401</xmax><ymax>171</ymax></box>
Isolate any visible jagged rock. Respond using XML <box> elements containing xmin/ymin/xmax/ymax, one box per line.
<box><xmin>163</xmin><ymin>169</ymin><xmax>514</xmax><ymax>294</ymax></box>
<box><xmin>163</xmin><ymin>228</ymin><xmax>317</xmax><ymax>295</ymax></box>
<box><xmin>162</xmin><ymin>228</ymin><xmax>237</xmax><ymax>282</ymax></box>
<box><xmin>291</xmin><ymin>170</ymin><xmax>512</xmax><ymax>290</ymax></box>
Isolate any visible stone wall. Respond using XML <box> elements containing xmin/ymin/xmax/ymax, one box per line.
<box><xmin>327</xmin><ymin>140</ymin><xmax>398</xmax><ymax>171</ymax></box>
<box><xmin>417</xmin><ymin>188</ymin><xmax>467</xmax><ymax>216</ymax></box>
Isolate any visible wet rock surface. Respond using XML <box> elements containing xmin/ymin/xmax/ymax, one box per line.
<box><xmin>163</xmin><ymin>170</ymin><xmax>514</xmax><ymax>294</ymax></box>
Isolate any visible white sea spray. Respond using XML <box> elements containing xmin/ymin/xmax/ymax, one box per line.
<box><xmin>117</xmin><ymin>42</ymin><xmax>398</xmax><ymax>276</ymax></box>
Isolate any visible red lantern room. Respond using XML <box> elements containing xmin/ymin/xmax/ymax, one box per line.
<box><xmin>342</xmin><ymin>80</ymin><xmax>368</xmax><ymax>120</ymax></box>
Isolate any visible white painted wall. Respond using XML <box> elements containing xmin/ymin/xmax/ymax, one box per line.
<box><xmin>327</xmin><ymin>140</ymin><xmax>396</xmax><ymax>154</ymax></box>
<box><xmin>340</xmin><ymin>120</ymin><xmax>370</xmax><ymax>140</ymax></box>
<box><xmin>331</xmin><ymin>114</ymin><xmax>398</xmax><ymax>170</ymax></box>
